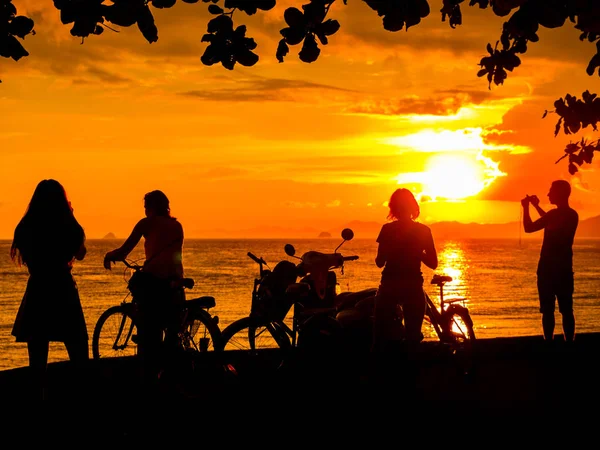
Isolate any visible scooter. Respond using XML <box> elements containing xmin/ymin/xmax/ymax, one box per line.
<box><xmin>284</xmin><ymin>228</ymin><xmax>377</xmax><ymax>350</ymax></box>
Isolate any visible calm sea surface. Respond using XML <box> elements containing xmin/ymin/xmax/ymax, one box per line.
<box><xmin>1</xmin><ymin>237</ymin><xmax>599</xmax><ymax>371</ymax></box>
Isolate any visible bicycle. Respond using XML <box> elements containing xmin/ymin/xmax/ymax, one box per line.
<box><xmin>92</xmin><ymin>259</ymin><xmax>223</xmax><ymax>361</ymax></box>
<box><xmin>336</xmin><ymin>273</ymin><xmax>475</xmax><ymax>353</ymax></box>
<box><xmin>413</xmin><ymin>273</ymin><xmax>476</xmax><ymax>374</ymax></box>
<box><xmin>423</xmin><ymin>273</ymin><xmax>476</xmax><ymax>348</ymax></box>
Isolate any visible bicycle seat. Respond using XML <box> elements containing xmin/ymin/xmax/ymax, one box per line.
<box><xmin>431</xmin><ymin>274</ymin><xmax>453</xmax><ymax>285</ymax></box>
<box><xmin>187</xmin><ymin>296</ymin><xmax>216</xmax><ymax>309</ymax></box>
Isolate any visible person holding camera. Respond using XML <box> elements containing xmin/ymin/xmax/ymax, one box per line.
<box><xmin>522</xmin><ymin>180</ymin><xmax>578</xmax><ymax>344</ymax></box>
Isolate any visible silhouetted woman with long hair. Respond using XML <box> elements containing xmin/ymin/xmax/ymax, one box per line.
<box><xmin>372</xmin><ymin>188</ymin><xmax>438</xmax><ymax>354</ymax></box>
<box><xmin>11</xmin><ymin>179</ymin><xmax>89</xmax><ymax>399</ymax></box>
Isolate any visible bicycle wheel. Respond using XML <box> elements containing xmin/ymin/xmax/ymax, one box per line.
<box><xmin>180</xmin><ymin>308</ymin><xmax>223</xmax><ymax>353</ymax></box>
<box><xmin>222</xmin><ymin>317</ymin><xmax>290</xmax><ymax>351</ymax></box>
<box><xmin>92</xmin><ymin>305</ymin><xmax>138</xmax><ymax>359</ymax></box>
<box><xmin>443</xmin><ymin>308</ymin><xmax>476</xmax><ymax>345</ymax></box>
<box><xmin>221</xmin><ymin>317</ymin><xmax>291</xmax><ymax>373</ymax></box>
<box><xmin>442</xmin><ymin>306</ymin><xmax>476</xmax><ymax>375</ymax></box>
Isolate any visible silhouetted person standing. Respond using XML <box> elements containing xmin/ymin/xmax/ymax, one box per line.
<box><xmin>103</xmin><ymin>190</ymin><xmax>184</xmax><ymax>393</ymax></box>
<box><xmin>522</xmin><ymin>180</ymin><xmax>578</xmax><ymax>344</ymax></box>
<box><xmin>10</xmin><ymin>179</ymin><xmax>89</xmax><ymax>400</ymax></box>
<box><xmin>372</xmin><ymin>188</ymin><xmax>438</xmax><ymax>353</ymax></box>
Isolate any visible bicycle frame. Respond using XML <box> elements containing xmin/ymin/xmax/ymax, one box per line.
<box><xmin>422</xmin><ymin>277</ymin><xmax>473</xmax><ymax>343</ymax></box>
<box><xmin>118</xmin><ymin>302</ymin><xmax>138</xmax><ymax>349</ymax></box>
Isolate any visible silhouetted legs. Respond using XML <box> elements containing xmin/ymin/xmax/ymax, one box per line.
<box><xmin>65</xmin><ymin>339</ymin><xmax>89</xmax><ymax>361</ymax></box>
<box><xmin>64</xmin><ymin>339</ymin><xmax>90</xmax><ymax>397</ymax></box>
<box><xmin>136</xmin><ymin>308</ymin><xmax>163</xmax><ymax>394</ymax></box>
<box><xmin>26</xmin><ymin>339</ymin><xmax>89</xmax><ymax>400</ymax></box>
<box><xmin>27</xmin><ymin>339</ymin><xmax>49</xmax><ymax>400</ymax></box>
<box><xmin>372</xmin><ymin>282</ymin><xmax>425</xmax><ymax>352</ymax></box>
<box><xmin>561</xmin><ymin>310</ymin><xmax>575</xmax><ymax>343</ymax></box>
<box><xmin>541</xmin><ymin>313</ymin><xmax>555</xmax><ymax>342</ymax></box>
<box><xmin>371</xmin><ymin>282</ymin><xmax>425</xmax><ymax>403</ymax></box>
<box><xmin>137</xmin><ymin>292</ymin><xmax>185</xmax><ymax>396</ymax></box>
<box><xmin>538</xmin><ymin>271</ymin><xmax>575</xmax><ymax>343</ymax></box>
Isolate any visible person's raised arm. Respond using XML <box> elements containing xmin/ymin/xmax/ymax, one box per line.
<box><xmin>422</xmin><ymin>228</ymin><xmax>438</xmax><ymax>270</ymax></box>
<box><xmin>103</xmin><ymin>219</ymin><xmax>146</xmax><ymax>270</ymax></box>
<box><xmin>529</xmin><ymin>195</ymin><xmax>546</xmax><ymax>218</ymax></box>
<box><xmin>522</xmin><ymin>196</ymin><xmax>548</xmax><ymax>233</ymax></box>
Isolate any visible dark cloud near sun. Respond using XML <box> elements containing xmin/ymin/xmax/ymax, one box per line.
<box><xmin>180</xmin><ymin>77</ymin><xmax>355</xmax><ymax>102</ymax></box>
<box><xmin>86</xmin><ymin>65</ymin><xmax>132</xmax><ymax>84</ymax></box>
<box><xmin>346</xmin><ymin>88</ymin><xmax>492</xmax><ymax>116</ymax></box>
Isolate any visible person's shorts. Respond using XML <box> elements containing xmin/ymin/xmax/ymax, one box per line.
<box><xmin>537</xmin><ymin>270</ymin><xmax>574</xmax><ymax>314</ymax></box>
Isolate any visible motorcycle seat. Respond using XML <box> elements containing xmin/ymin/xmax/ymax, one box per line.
<box><xmin>335</xmin><ymin>288</ymin><xmax>378</xmax><ymax>311</ymax></box>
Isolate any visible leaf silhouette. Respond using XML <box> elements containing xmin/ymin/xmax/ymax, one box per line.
<box><xmin>299</xmin><ymin>33</ymin><xmax>319</xmax><ymax>63</ymax></box>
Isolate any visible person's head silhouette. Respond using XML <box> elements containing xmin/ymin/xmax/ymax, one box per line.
<box><xmin>144</xmin><ymin>190</ymin><xmax>171</xmax><ymax>217</ymax></box>
<box><xmin>387</xmin><ymin>188</ymin><xmax>420</xmax><ymax>221</ymax></box>
<box><xmin>548</xmin><ymin>180</ymin><xmax>571</xmax><ymax>206</ymax></box>
<box><xmin>26</xmin><ymin>179</ymin><xmax>73</xmax><ymax>218</ymax></box>
<box><xmin>11</xmin><ymin>179</ymin><xmax>84</xmax><ymax>265</ymax></box>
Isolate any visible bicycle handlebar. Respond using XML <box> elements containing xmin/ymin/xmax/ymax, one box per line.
<box><xmin>343</xmin><ymin>255</ymin><xmax>359</xmax><ymax>261</ymax></box>
<box><xmin>247</xmin><ymin>252</ymin><xmax>266</xmax><ymax>265</ymax></box>
<box><xmin>116</xmin><ymin>259</ymin><xmax>142</xmax><ymax>271</ymax></box>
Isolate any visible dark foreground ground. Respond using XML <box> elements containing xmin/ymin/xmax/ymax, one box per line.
<box><xmin>2</xmin><ymin>333</ymin><xmax>599</xmax><ymax>440</ymax></box>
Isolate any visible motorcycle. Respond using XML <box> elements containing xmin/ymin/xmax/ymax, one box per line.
<box><xmin>224</xmin><ymin>228</ymin><xmax>377</xmax><ymax>359</ymax></box>
<box><xmin>283</xmin><ymin>228</ymin><xmax>377</xmax><ymax>351</ymax></box>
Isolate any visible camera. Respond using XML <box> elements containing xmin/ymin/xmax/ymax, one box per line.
<box><xmin>522</xmin><ymin>194</ymin><xmax>533</xmax><ymax>202</ymax></box>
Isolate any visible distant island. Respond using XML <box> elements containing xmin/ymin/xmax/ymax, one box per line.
<box><xmin>318</xmin><ymin>231</ymin><xmax>332</xmax><ymax>238</ymax></box>
<box><xmin>103</xmin><ymin>232</ymin><xmax>116</xmax><ymax>239</ymax></box>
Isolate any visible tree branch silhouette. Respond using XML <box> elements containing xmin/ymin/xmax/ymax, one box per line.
<box><xmin>2</xmin><ymin>1</ymin><xmax>600</xmax><ymax>170</ymax></box>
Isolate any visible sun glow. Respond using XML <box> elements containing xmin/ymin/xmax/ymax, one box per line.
<box><xmin>392</xmin><ymin>128</ymin><xmax>507</xmax><ymax>200</ymax></box>
<box><xmin>422</xmin><ymin>154</ymin><xmax>485</xmax><ymax>200</ymax></box>
<box><xmin>391</xmin><ymin>128</ymin><xmax>487</xmax><ymax>152</ymax></box>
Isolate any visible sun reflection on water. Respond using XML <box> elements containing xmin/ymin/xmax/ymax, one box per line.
<box><xmin>422</xmin><ymin>241</ymin><xmax>472</xmax><ymax>339</ymax></box>
<box><xmin>432</xmin><ymin>241</ymin><xmax>471</xmax><ymax>305</ymax></box>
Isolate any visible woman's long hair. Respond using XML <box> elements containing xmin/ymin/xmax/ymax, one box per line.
<box><xmin>387</xmin><ymin>188</ymin><xmax>420</xmax><ymax>221</ymax></box>
<box><xmin>144</xmin><ymin>190</ymin><xmax>172</xmax><ymax>217</ymax></box>
<box><xmin>11</xmin><ymin>179</ymin><xmax>85</xmax><ymax>266</ymax></box>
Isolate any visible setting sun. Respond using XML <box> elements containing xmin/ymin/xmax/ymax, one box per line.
<box><xmin>423</xmin><ymin>154</ymin><xmax>485</xmax><ymax>200</ymax></box>
<box><xmin>395</xmin><ymin>151</ymin><xmax>506</xmax><ymax>201</ymax></box>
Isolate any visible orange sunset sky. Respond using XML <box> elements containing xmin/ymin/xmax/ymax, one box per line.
<box><xmin>1</xmin><ymin>1</ymin><xmax>600</xmax><ymax>239</ymax></box>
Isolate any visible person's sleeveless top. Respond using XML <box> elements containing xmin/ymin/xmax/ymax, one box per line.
<box><xmin>377</xmin><ymin>220</ymin><xmax>431</xmax><ymax>284</ymax></box>
<box><xmin>142</xmin><ymin>216</ymin><xmax>184</xmax><ymax>279</ymax></box>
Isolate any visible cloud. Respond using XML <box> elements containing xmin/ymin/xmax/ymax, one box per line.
<box><xmin>283</xmin><ymin>201</ymin><xmax>319</xmax><ymax>209</ymax></box>
<box><xmin>180</xmin><ymin>76</ymin><xmax>355</xmax><ymax>102</ymax></box>
<box><xmin>86</xmin><ymin>66</ymin><xmax>132</xmax><ymax>84</ymax></box>
<box><xmin>346</xmin><ymin>89</ymin><xmax>492</xmax><ymax>116</ymax></box>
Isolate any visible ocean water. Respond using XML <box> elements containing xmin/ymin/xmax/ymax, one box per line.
<box><xmin>1</xmin><ymin>237</ymin><xmax>599</xmax><ymax>371</ymax></box>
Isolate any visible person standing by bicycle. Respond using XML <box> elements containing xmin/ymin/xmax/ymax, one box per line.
<box><xmin>372</xmin><ymin>188</ymin><xmax>438</xmax><ymax>355</ymax></box>
<box><xmin>10</xmin><ymin>179</ymin><xmax>89</xmax><ymax>400</ymax></box>
<box><xmin>103</xmin><ymin>190</ymin><xmax>185</xmax><ymax>391</ymax></box>
<box><xmin>522</xmin><ymin>180</ymin><xmax>579</xmax><ymax>345</ymax></box>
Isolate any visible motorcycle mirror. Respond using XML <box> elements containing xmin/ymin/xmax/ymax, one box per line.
<box><xmin>341</xmin><ymin>228</ymin><xmax>354</xmax><ymax>241</ymax></box>
<box><xmin>284</xmin><ymin>244</ymin><xmax>296</xmax><ymax>257</ymax></box>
